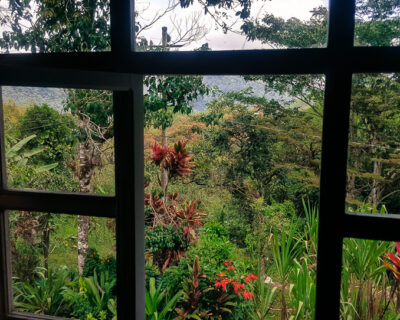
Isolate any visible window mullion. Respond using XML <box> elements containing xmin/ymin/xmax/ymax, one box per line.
<box><xmin>114</xmin><ymin>75</ymin><xmax>144</xmax><ymax>320</ymax></box>
<box><xmin>110</xmin><ymin>0</ymin><xmax>135</xmax><ymax>57</ymax></box>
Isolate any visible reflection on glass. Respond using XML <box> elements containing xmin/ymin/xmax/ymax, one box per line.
<box><xmin>342</xmin><ymin>238</ymin><xmax>398</xmax><ymax>320</ymax></box>
<box><xmin>346</xmin><ymin>74</ymin><xmax>400</xmax><ymax>214</ymax></box>
<box><xmin>2</xmin><ymin>86</ymin><xmax>115</xmax><ymax>195</ymax></box>
<box><xmin>135</xmin><ymin>0</ymin><xmax>329</xmax><ymax>51</ymax></box>
<box><xmin>355</xmin><ymin>1</ymin><xmax>400</xmax><ymax>47</ymax></box>
<box><xmin>9</xmin><ymin>211</ymin><xmax>116</xmax><ymax>319</ymax></box>
<box><xmin>0</xmin><ymin>0</ymin><xmax>110</xmax><ymax>53</ymax></box>
<box><xmin>143</xmin><ymin>74</ymin><xmax>324</xmax><ymax>319</ymax></box>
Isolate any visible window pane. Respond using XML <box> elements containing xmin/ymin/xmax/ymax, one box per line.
<box><xmin>354</xmin><ymin>0</ymin><xmax>400</xmax><ymax>47</ymax></box>
<box><xmin>135</xmin><ymin>0</ymin><xmax>328</xmax><ymax>51</ymax></box>
<box><xmin>143</xmin><ymin>74</ymin><xmax>324</xmax><ymax>319</ymax></box>
<box><xmin>8</xmin><ymin>211</ymin><xmax>116</xmax><ymax>319</ymax></box>
<box><xmin>1</xmin><ymin>86</ymin><xmax>115</xmax><ymax>195</ymax></box>
<box><xmin>341</xmin><ymin>237</ymin><xmax>396</xmax><ymax>319</ymax></box>
<box><xmin>346</xmin><ymin>73</ymin><xmax>400</xmax><ymax>214</ymax></box>
<box><xmin>0</xmin><ymin>0</ymin><xmax>110</xmax><ymax>53</ymax></box>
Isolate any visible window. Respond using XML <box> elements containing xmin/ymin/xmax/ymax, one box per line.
<box><xmin>0</xmin><ymin>0</ymin><xmax>399</xmax><ymax>319</ymax></box>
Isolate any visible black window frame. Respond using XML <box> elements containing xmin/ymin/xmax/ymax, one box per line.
<box><xmin>0</xmin><ymin>0</ymin><xmax>400</xmax><ymax>319</ymax></box>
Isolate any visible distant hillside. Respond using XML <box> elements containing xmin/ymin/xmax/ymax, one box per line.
<box><xmin>192</xmin><ymin>75</ymin><xmax>284</xmax><ymax>112</ymax></box>
<box><xmin>2</xmin><ymin>76</ymin><xmax>284</xmax><ymax>113</ymax></box>
<box><xmin>2</xmin><ymin>86</ymin><xmax>67</xmax><ymax>111</ymax></box>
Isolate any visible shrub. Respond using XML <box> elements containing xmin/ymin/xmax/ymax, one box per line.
<box><xmin>13</xmin><ymin>268</ymin><xmax>73</xmax><ymax>316</ymax></box>
<box><xmin>146</xmin><ymin>225</ymin><xmax>189</xmax><ymax>271</ymax></box>
<box><xmin>11</xmin><ymin>240</ymin><xmax>41</xmax><ymax>283</ymax></box>
<box><xmin>83</xmin><ymin>248</ymin><xmax>116</xmax><ymax>282</ymax></box>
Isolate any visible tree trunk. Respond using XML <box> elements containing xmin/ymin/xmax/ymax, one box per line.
<box><xmin>77</xmin><ymin>141</ymin><xmax>100</xmax><ymax>274</ymax></box>
<box><xmin>281</xmin><ymin>282</ymin><xmax>287</xmax><ymax>320</ymax></box>
<box><xmin>368</xmin><ymin>160</ymin><xmax>383</xmax><ymax>207</ymax></box>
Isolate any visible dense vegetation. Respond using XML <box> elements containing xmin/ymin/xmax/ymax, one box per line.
<box><xmin>1</xmin><ymin>0</ymin><xmax>400</xmax><ymax>319</ymax></box>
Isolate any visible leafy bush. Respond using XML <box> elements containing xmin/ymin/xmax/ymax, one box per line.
<box><xmin>11</xmin><ymin>240</ymin><xmax>41</xmax><ymax>283</ymax></box>
<box><xmin>145</xmin><ymin>277</ymin><xmax>182</xmax><ymax>320</ymax></box>
<box><xmin>83</xmin><ymin>248</ymin><xmax>116</xmax><ymax>282</ymax></box>
<box><xmin>13</xmin><ymin>268</ymin><xmax>72</xmax><ymax>316</ymax></box>
<box><xmin>63</xmin><ymin>270</ymin><xmax>116</xmax><ymax>319</ymax></box>
<box><xmin>146</xmin><ymin>225</ymin><xmax>189</xmax><ymax>271</ymax></box>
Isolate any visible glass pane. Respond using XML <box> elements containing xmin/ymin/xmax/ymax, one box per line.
<box><xmin>354</xmin><ymin>0</ymin><xmax>400</xmax><ymax>47</ymax></box>
<box><xmin>346</xmin><ymin>73</ymin><xmax>400</xmax><ymax>214</ymax></box>
<box><xmin>135</xmin><ymin>0</ymin><xmax>329</xmax><ymax>51</ymax></box>
<box><xmin>143</xmin><ymin>74</ymin><xmax>324</xmax><ymax>319</ymax></box>
<box><xmin>341</xmin><ymin>237</ymin><xmax>397</xmax><ymax>319</ymax></box>
<box><xmin>8</xmin><ymin>211</ymin><xmax>116</xmax><ymax>319</ymax></box>
<box><xmin>0</xmin><ymin>0</ymin><xmax>110</xmax><ymax>53</ymax></box>
<box><xmin>1</xmin><ymin>86</ymin><xmax>115</xmax><ymax>195</ymax></box>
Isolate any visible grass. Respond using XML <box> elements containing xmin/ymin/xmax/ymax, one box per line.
<box><xmin>44</xmin><ymin>215</ymin><xmax>115</xmax><ymax>271</ymax></box>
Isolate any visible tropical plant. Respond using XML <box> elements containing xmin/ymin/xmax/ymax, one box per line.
<box><xmin>290</xmin><ymin>258</ymin><xmax>316</xmax><ymax>320</ymax></box>
<box><xmin>271</xmin><ymin>226</ymin><xmax>300</xmax><ymax>320</ymax></box>
<box><xmin>145</xmin><ymin>277</ymin><xmax>182</xmax><ymax>320</ymax></box>
<box><xmin>13</xmin><ymin>269</ymin><xmax>72</xmax><ymax>316</ymax></box>
<box><xmin>175</xmin><ymin>259</ymin><xmax>212</xmax><ymax>319</ymax></box>
<box><xmin>63</xmin><ymin>270</ymin><xmax>116</xmax><ymax>319</ymax></box>
<box><xmin>246</xmin><ymin>274</ymin><xmax>277</xmax><ymax>320</ymax></box>
<box><xmin>5</xmin><ymin>134</ymin><xmax>58</xmax><ymax>172</ymax></box>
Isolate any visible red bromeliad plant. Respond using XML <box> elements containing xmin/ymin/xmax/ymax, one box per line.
<box><xmin>383</xmin><ymin>242</ymin><xmax>400</xmax><ymax>279</ymax></box>
<box><xmin>150</xmin><ymin>141</ymin><xmax>169</xmax><ymax>167</ymax></box>
<box><xmin>167</xmin><ymin>140</ymin><xmax>194</xmax><ymax>179</ymax></box>
<box><xmin>145</xmin><ymin>140</ymin><xmax>205</xmax><ymax>271</ymax></box>
<box><xmin>149</xmin><ymin>140</ymin><xmax>194</xmax><ymax>182</ymax></box>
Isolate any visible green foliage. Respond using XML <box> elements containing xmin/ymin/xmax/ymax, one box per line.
<box><xmin>64</xmin><ymin>89</ymin><xmax>113</xmax><ymax>141</ymax></box>
<box><xmin>83</xmin><ymin>248</ymin><xmax>116</xmax><ymax>285</ymax></box>
<box><xmin>14</xmin><ymin>104</ymin><xmax>76</xmax><ymax>165</ymax></box>
<box><xmin>63</xmin><ymin>270</ymin><xmax>116</xmax><ymax>319</ymax></box>
<box><xmin>5</xmin><ymin>134</ymin><xmax>44</xmax><ymax>167</ymax></box>
<box><xmin>290</xmin><ymin>258</ymin><xmax>316</xmax><ymax>320</ymax></box>
<box><xmin>146</xmin><ymin>225</ymin><xmax>188</xmax><ymax>271</ymax></box>
<box><xmin>13</xmin><ymin>269</ymin><xmax>72</xmax><ymax>316</ymax></box>
<box><xmin>145</xmin><ymin>277</ymin><xmax>182</xmax><ymax>320</ymax></box>
<box><xmin>144</xmin><ymin>75</ymin><xmax>209</xmax><ymax>130</ymax></box>
<box><xmin>0</xmin><ymin>0</ymin><xmax>110</xmax><ymax>53</ymax></box>
<box><xmin>11</xmin><ymin>240</ymin><xmax>41</xmax><ymax>284</ymax></box>
<box><xmin>187</xmin><ymin>221</ymin><xmax>237</xmax><ymax>275</ymax></box>
<box><xmin>246</xmin><ymin>276</ymin><xmax>277</xmax><ymax>320</ymax></box>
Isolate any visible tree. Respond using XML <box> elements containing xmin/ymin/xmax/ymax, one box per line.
<box><xmin>240</xmin><ymin>1</ymin><xmax>400</xmax><ymax>211</ymax></box>
<box><xmin>14</xmin><ymin>104</ymin><xmax>76</xmax><ymax>167</ymax></box>
<box><xmin>144</xmin><ymin>75</ymin><xmax>209</xmax><ymax>196</ymax></box>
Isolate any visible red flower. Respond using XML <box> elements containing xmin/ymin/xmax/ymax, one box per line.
<box><xmin>217</xmin><ymin>272</ymin><xmax>225</xmax><ymax>277</ymax></box>
<box><xmin>231</xmin><ymin>281</ymin><xmax>245</xmax><ymax>292</ymax></box>
<box><xmin>223</xmin><ymin>260</ymin><xmax>232</xmax><ymax>266</ymax></box>
<box><xmin>227</xmin><ymin>266</ymin><xmax>235</xmax><ymax>271</ymax></box>
<box><xmin>245</xmin><ymin>274</ymin><xmax>258</xmax><ymax>283</ymax></box>
<box><xmin>214</xmin><ymin>279</ymin><xmax>230</xmax><ymax>291</ymax></box>
<box><xmin>384</xmin><ymin>242</ymin><xmax>400</xmax><ymax>279</ymax></box>
<box><xmin>241</xmin><ymin>291</ymin><xmax>254</xmax><ymax>300</ymax></box>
